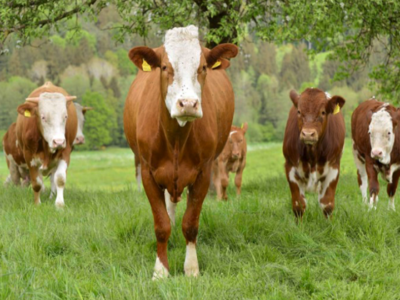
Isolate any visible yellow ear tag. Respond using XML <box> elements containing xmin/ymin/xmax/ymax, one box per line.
<box><xmin>24</xmin><ymin>110</ymin><xmax>31</xmax><ymax>117</ymax></box>
<box><xmin>212</xmin><ymin>60</ymin><xmax>221</xmax><ymax>69</ymax></box>
<box><xmin>241</xmin><ymin>123</ymin><xmax>244</xmax><ymax>129</ymax></box>
<box><xmin>333</xmin><ymin>104</ymin><xmax>340</xmax><ymax>115</ymax></box>
<box><xmin>142</xmin><ymin>59</ymin><xmax>151</xmax><ymax>72</ymax></box>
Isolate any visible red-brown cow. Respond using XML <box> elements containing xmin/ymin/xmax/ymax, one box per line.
<box><xmin>13</xmin><ymin>82</ymin><xmax>78</xmax><ymax>206</ymax></box>
<box><xmin>212</xmin><ymin>123</ymin><xmax>248</xmax><ymax>200</ymax></box>
<box><xmin>283</xmin><ymin>88</ymin><xmax>346</xmax><ymax>217</ymax></box>
<box><xmin>352</xmin><ymin>99</ymin><xmax>400</xmax><ymax>210</ymax></box>
<box><xmin>124</xmin><ymin>25</ymin><xmax>238</xmax><ymax>279</ymax></box>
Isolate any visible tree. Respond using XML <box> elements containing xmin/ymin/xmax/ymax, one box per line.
<box><xmin>80</xmin><ymin>91</ymin><xmax>117</xmax><ymax>150</ymax></box>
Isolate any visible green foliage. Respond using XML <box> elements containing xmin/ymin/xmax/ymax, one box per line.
<box><xmin>80</xmin><ymin>91</ymin><xmax>117</xmax><ymax>150</ymax></box>
<box><xmin>116</xmin><ymin>49</ymin><xmax>136</xmax><ymax>77</ymax></box>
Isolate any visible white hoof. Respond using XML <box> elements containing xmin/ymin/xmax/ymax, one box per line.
<box><xmin>184</xmin><ymin>242</ymin><xmax>199</xmax><ymax>277</ymax></box>
<box><xmin>152</xmin><ymin>257</ymin><xmax>169</xmax><ymax>280</ymax></box>
<box><xmin>55</xmin><ymin>201</ymin><xmax>65</xmax><ymax>209</ymax></box>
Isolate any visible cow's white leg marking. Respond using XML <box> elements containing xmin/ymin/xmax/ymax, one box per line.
<box><xmin>165</xmin><ymin>190</ymin><xmax>177</xmax><ymax>225</ymax></box>
<box><xmin>50</xmin><ymin>173</ymin><xmax>56</xmax><ymax>198</ymax></box>
<box><xmin>36</xmin><ymin>176</ymin><xmax>42</xmax><ymax>204</ymax></box>
<box><xmin>152</xmin><ymin>256</ymin><xmax>169</xmax><ymax>280</ymax></box>
<box><xmin>54</xmin><ymin>160</ymin><xmax>67</xmax><ymax>208</ymax></box>
<box><xmin>388</xmin><ymin>197</ymin><xmax>396</xmax><ymax>211</ymax></box>
<box><xmin>136</xmin><ymin>163</ymin><xmax>142</xmax><ymax>192</ymax></box>
<box><xmin>184</xmin><ymin>242</ymin><xmax>199</xmax><ymax>277</ymax></box>
<box><xmin>369</xmin><ymin>194</ymin><xmax>378</xmax><ymax>210</ymax></box>
<box><xmin>352</xmin><ymin>144</ymin><xmax>368</xmax><ymax>204</ymax></box>
<box><xmin>318</xmin><ymin>165</ymin><xmax>338</xmax><ymax>210</ymax></box>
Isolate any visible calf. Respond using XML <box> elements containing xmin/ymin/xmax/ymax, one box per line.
<box><xmin>14</xmin><ymin>82</ymin><xmax>77</xmax><ymax>206</ymax></box>
<box><xmin>124</xmin><ymin>25</ymin><xmax>238</xmax><ymax>279</ymax></box>
<box><xmin>212</xmin><ymin>123</ymin><xmax>248</xmax><ymax>200</ymax></box>
<box><xmin>351</xmin><ymin>99</ymin><xmax>400</xmax><ymax>210</ymax></box>
<box><xmin>73</xmin><ymin>103</ymin><xmax>93</xmax><ymax>145</ymax></box>
<box><xmin>283</xmin><ymin>88</ymin><xmax>346</xmax><ymax>217</ymax></box>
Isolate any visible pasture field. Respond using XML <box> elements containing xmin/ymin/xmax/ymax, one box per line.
<box><xmin>1</xmin><ymin>140</ymin><xmax>400</xmax><ymax>299</ymax></box>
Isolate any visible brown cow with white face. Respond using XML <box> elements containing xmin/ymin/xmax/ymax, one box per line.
<box><xmin>283</xmin><ymin>88</ymin><xmax>346</xmax><ymax>218</ymax></box>
<box><xmin>13</xmin><ymin>82</ymin><xmax>77</xmax><ymax>206</ymax></box>
<box><xmin>212</xmin><ymin>123</ymin><xmax>248</xmax><ymax>200</ymax></box>
<box><xmin>352</xmin><ymin>99</ymin><xmax>400</xmax><ymax>210</ymax></box>
<box><xmin>124</xmin><ymin>25</ymin><xmax>238</xmax><ymax>279</ymax></box>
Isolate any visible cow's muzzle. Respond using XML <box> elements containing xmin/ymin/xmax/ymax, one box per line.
<box><xmin>74</xmin><ymin>136</ymin><xmax>85</xmax><ymax>145</ymax></box>
<box><xmin>173</xmin><ymin>98</ymin><xmax>202</xmax><ymax>121</ymax></box>
<box><xmin>300</xmin><ymin>129</ymin><xmax>318</xmax><ymax>145</ymax></box>
<box><xmin>371</xmin><ymin>148</ymin><xmax>384</xmax><ymax>160</ymax></box>
<box><xmin>52</xmin><ymin>138</ymin><xmax>66</xmax><ymax>149</ymax></box>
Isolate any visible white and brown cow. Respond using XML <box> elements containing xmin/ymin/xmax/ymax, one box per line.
<box><xmin>3</xmin><ymin>96</ymin><xmax>90</xmax><ymax>192</ymax></box>
<box><xmin>11</xmin><ymin>82</ymin><xmax>78</xmax><ymax>206</ymax></box>
<box><xmin>283</xmin><ymin>88</ymin><xmax>346</xmax><ymax>218</ymax></box>
<box><xmin>352</xmin><ymin>99</ymin><xmax>400</xmax><ymax>210</ymax></box>
<box><xmin>124</xmin><ymin>25</ymin><xmax>238</xmax><ymax>279</ymax></box>
<box><xmin>212</xmin><ymin>123</ymin><xmax>248</xmax><ymax>200</ymax></box>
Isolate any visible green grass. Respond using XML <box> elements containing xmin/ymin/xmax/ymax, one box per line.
<box><xmin>1</xmin><ymin>140</ymin><xmax>400</xmax><ymax>299</ymax></box>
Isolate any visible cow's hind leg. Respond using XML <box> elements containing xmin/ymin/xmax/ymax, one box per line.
<box><xmin>135</xmin><ymin>155</ymin><xmax>142</xmax><ymax>192</ymax></box>
<box><xmin>49</xmin><ymin>172</ymin><xmax>56</xmax><ymax>198</ymax></box>
<box><xmin>165</xmin><ymin>190</ymin><xmax>177</xmax><ymax>225</ymax></box>
<box><xmin>387</xmin><ymin>170</ymin><xmax>400</xmax><ymax>211</ymax></box>
<box><xmin>353</xmin><ymin>149</ymin><xmax>368</xmax><ymax>204</ymax></box>
<box><xmin>54</xmin><ymin>160</ymin><xmax>68</xmax><ymax>208</ymax></box>
<box><xmin>366</xmin><ymin>159</ymin><xmax>379</xmax><ymax>210</ymax></box>
<box><xmin>234</xmin><ymin>160</ymin><xmax>245</xmax><ymax>196</ymax></box>
<box><xmin>182</xmin><ymin>165</ymin><xmax>211</xmax><ymax>277</ymax></box>
<box><xmin>141</xmin><ymin>165</ymin><xmax>171</xmax><ymax>280</ymax></box>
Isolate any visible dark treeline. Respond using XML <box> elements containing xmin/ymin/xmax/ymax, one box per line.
<box><xmin>0</xmin><ymin>6</ymin><xmax>379</xmax><ymax>149</ymax></box>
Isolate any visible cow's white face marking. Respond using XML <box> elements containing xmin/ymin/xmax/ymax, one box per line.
<box><xmin>229</xmin><ymin>131</ymin><xmax>238</xmax><ymax>136</ymax></box>
<box><xmin>73</xmin><ymin>103</ymin><xmax>85</xmax><ymax>145</ymax></box>
<box><xmin>164</xmin><ymin>25</ymin><xmax>202</xmax><ymax>127</ymax></box>
<box><xmin>38</xmin><ymin>93</ymin><xmax>68</xmax><ymax>152</ymax></box>
<box><xmin>369</xmin><ymin>108</ymin><xmax>395</xmax><ymax>164</ymax></box>
<box><xmin>152</xmin><ymin>257</ymin><xmax>169</xmax><ymax>280</ymax></box>
<box><xmin>184</xmin><ymin>242</ymin><xmax>199</xmax><ymax>277</ymax></box>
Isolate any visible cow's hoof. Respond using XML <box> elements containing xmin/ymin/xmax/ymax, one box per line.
<box><xmin>184</xmin><ymin>267</ymin><xmax>199</xmax><ymax>277</ymax></box>
<box><xmin>152</xmin><ymin>258</ymin><xmax>169</xmax><ymax>280</ymax></box>
<box><xmin>55</xmin><ymin>202</ymin><xmax>65</xmax><ymax>209</ymax></box>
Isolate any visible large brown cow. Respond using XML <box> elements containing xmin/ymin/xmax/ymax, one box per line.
<box><xmin>212</xmin><ymin>123</ymin><xmax>248</xmax><ymax>200</ymax></box>
<box><xmin>283</xmin><ymin>88</ymin><xmax>346</xmax><ymax>217</ymax></box>
<box><xmin>13</xmin><ymin>82</ymin><xmax>77</xmax><ymax>206</ymax></box>
<box><xmin>352</xmin><ymin>99</ymin><xmax>400</xmax><ymax>210</ymax></box>
<box><xmin>124</xmin><ymin>25</ymin><xmax>238</xmax><ymax>279</ymax></box>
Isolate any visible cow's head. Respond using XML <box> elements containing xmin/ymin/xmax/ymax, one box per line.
<box><xmin>74</xmin><ymin>103</ymin><xmax>93</xmax><ymax>145</ymax></box>
<box><xmin>228</xmin><ymin>123</ymin><xmax>248</xmax><ymax>160</ymax></box>
<box><xmin>128</xmin><ymin>25</ymin><xmax>238</xmax><ymax>127</ymax></box>
<box><xmin>17</xmin><ymin>92</ymin><xmax>75</xmax><ymax>152</ymax></box>
<box><xmin>368</xmin><ymin>105</ymin><xmax>400</xmax><ymax>164</ymax></box>
<box><xmin>290</xmin><ymin>88</ymin><xmax>345</xmax><ymax>145</ymax></box>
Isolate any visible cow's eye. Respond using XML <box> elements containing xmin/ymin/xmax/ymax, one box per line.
<box><xmin>388</xmin><ymin>132</ymin><xmax>391</xmax><ymax>135</ymax></box>
<box><xmin>41</xmin><ymin>115</ymin><xmax>45</xmax><ymax>121</ymax></box>
<box><xmin>64</xmin><ymin>115</ymin><xmax>68</xmax><ymax>119</ymax></box>
<box><xmin>162</xmin><ymin>66</ymin><xmax>167</xmax><ymax>71</ymax></box>
<box><xmin>297</xmin><ymin>110</ymin><xmax>301</xmax><ymax>115</ymax></box>
<box><xmin>202</xmin><ymin>65</ymin><xmax>207</xmax><ymax>72</ymax></box>
<box><xmin>321</xmin><ymin>111</ymin><xmax>326</xmax><ymax>116</ymax></box>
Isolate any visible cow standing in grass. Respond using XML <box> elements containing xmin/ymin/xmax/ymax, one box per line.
<box><xmin>10</xmin><ymin>82</ymin><xmax>78</xmax><ymax>206</ymax></box>
<box><xmin>212</xmin><ymin>123</ymin><xmax>248</xmax><ymax>200</ymax></box>
<box><xmin>124</xmin><ymin>25</ymin><xmax>238</xmax><ymax>279</ymax></box>
<box><xmin>352</xmin><ymin>100</ymin><xmax>400</xmax><ymax>210</ymax></box>
<box><xmin>283</xmin><ymin>88</ymin><xmax>346</xmax><ymax>218</ymax></box>
<box><xmin>4</xmin><ymin>102</ymin><xmax>91</xmax><ymax>188</ymax></box>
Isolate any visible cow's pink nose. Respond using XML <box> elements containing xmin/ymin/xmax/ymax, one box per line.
<box><xmin>178</xmin><ymin>99</ymin><xmax>199</xmax><ymax>110</ymax></box>
<box><xmin>371</xmin><ymin>149</ymin><xmax>383</xmax><ymax>158</ymax></box>
<box><xmin>75</xmin><ymin>136</ymin><xmax>85</xmax><ymax>144</ymax></box>
<box><xmin>53</xmin><ymin>139</ymin><xmax>65</xmax><ymax>147</ymax></box>
<box><xmin>301</xmin><ymin>129</ymin><xmax>317</xmax><ymax>138</ymax></box>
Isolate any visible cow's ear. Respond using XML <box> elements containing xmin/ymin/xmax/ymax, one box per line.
<box><xmin>241</xmin><ymin>122</ymin><xmax>248</xmax><ymax>134</ymax></box>
<box><xmin>289</xmin><ymin>90</ymin><xmax>299</xmax><ymax>108</ymax></box>
<box><xmin>128</xmin><ymin>46</ymin><xmax>161</xmax><ymax>71</ymax></box>
<box><xmin>326</xmin><ymin>95</ymin><xmax>345</xmax><ymax>114</ymax></box>
<box><xmin>205</xmin><ymin>43</ymin><xmax>238</xmax><ymax>70</ymax></box>
<box><xmin>17</xmin><ymin>102</ymin><xmax>37</xmax><ymax>117</ymax></box>
<box><xmin>82</xmin><ymin>106</ymin><xmax>94</xmax><ymax>115</ymax></box>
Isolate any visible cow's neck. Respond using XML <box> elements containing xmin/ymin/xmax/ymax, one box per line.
<box><xmin>159</xmin><ymin>101</ymin><xmax>193</xmax><ymax>151</ymax></box>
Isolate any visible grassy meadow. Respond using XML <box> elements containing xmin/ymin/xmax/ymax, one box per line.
<box><xmin>1</xmin><ymin>140</ymin><xmax>400</xmax><ymax>299</ymax></box>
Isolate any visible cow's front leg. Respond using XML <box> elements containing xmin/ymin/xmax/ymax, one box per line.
<box><xmin>387</xmin><ymin>170</ymin><xmax>400</xmax><ymax>211</ymax></box>
<box><xmin>54</xmin><ymin>160</ymin><xmax>68</xmax><ymax>208</ymax></box>
<box><xmin>28</xmin><ymin>166</ymin><xmax>42</xmax><ymax>205</ymax></box>
<box><xmin>286</xmin><ymin>164</ymin><xmax>307</xmax><ymax>218</ymax></box>
<box><xmin>183</xmin><ymin>165</ymin><xmax>211</xmax><ymax>277</ymax></box>
<box><xmin>141</xmin><ymin>165</ymin><xmax>171</xmax><ymax>280</ymax></box>
<box><xmin>318</xmin><ymin>166</ymin><xmax>339</xmax><ymax>218</ymax></box>
<box><xmin>234</xmin><ymin>160</ymin><xmax>246</xmax><ymax>196</ymax></box>
<box><xmin>366</xmin><ymin>159</ymin><xmax>379</xmax><ymax>210</ymax></box>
